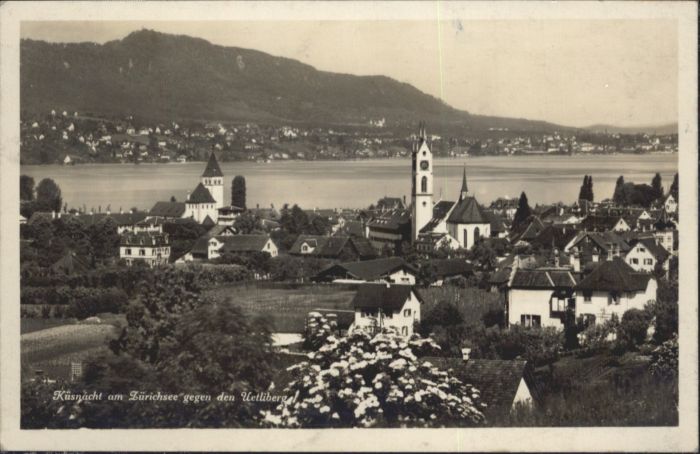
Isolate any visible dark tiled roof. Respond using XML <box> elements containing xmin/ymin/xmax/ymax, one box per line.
<box><xmin>510</xmin><ymin>268</ymin><xmax>577</xmax><ymax>289</ymax></box>
<box><xmin>120</xmin><ymin>232</ymin><xmax>169</xmax><ymax>246</ymax></box>
<box><xmin>368</xmin><ymin>210</ymin><xmax>410</xmax><ymax>231</ymax></box>
<box><xmin>188</xmin><ymin>183</ymin><xmax>217</xmax><ymax>204</ymax></box>
<box><xmin>351</xmin><ymin>283</ymin><xmax>418</xmax><ymax>310</ymax></box>
<box><xmin>576</xmin><ymin>258</ymin><xmax>653</xmax><ymax>292</ymax></box>
<box><xmin>202</xmin><ymin>215</ymin><xmax>216</xmax><ymax>227</ymax></box>
<box><xmin>447</xmin><ymin>196</ymin><xmax>487</xmax><ymax>224</ymax></box>
<box><xmin>532</xmin><ymin>225</ymin><xmax>578</xmax><ymax>250</ymax></box>
<box><xmin>350</xmin><ymin>237</ymin><xmax>378</xmax><ymax>259</ymax></box>
<box><xmin>214</xmin><ymin>235</ymin><xmax>272</xmax><ymax>253</ymax></box>
<box><xmin>569</xmin><ymin>231</ymin><xmax>630</xmax><ymax>253</ymax></box>
<box><xmin>428</xmin><ymin>259</ymin><xmax>474</xmax><ymax>278</ymax></box>
<box><xmin>420</xmin><ymin>200</ymin><xmax>455</xmax><ymax>233</ymax></box>
<box><xmin>340</xmin><ymin>257</ymin><xmax>417</xmax><ymax>281</ymax></box>
<box><xmin>51</xmin><ymin>250</ymin><xmax>90</xmax><ymax>274</ymax></box>
<box><xmin>340</xmin><ymin>220</ymin><xmax>365</xmax><ymax>237</ymax></box>
<box><xmin>149</xmin><ymin>201</ymin><xmax>187</xmax><ymax>218</ymax></box>
<box><xmin>425</xmin><ymin>357</ymin><xmax>538</xmax><ymax>418</ymax></box>
<box><xmin>580</xmin><ymin>215</ymin><xmax>624</xmax><ymax>231</ymax></box>
<box><xmin>202</xmin><ymin>152</ymin><xmax>223</xmax><ymax>177</ymax></box>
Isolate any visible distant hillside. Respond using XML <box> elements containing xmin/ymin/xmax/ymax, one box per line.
<box><xmin>21</xmin><ymin>29</ymin><xmax>568</xmax><ymax>133</ymax></box>
<box><xmin>585</xmin><ymin>123</ymin><xmax>678</xmax><ymax>135</ymax></box>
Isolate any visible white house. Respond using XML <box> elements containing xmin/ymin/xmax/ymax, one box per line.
<box><xmin>625</xmin><ymin>238</ymin><xmax>670</xmax><ymax>274</ymax></box>
<box><xmin>119</xmin><ymin>232</ymin><xmax>170</xmax><ymax>267</ymax></box>
<box><xmin>207</xmin><ymin>234</ymin><xmax>278</xmax><ymax>260</ymax></box>
<box><xmin>574</xmin><ymin>258</ymin><xmax>657</xmax><ymax>326</ymax></box>
<box><xmin>350</xmin><ymin>283</ymin><xmax>422</xmax><ymax>337</ymax></box>
<box><xmin>505</xmin><ymin>268</ymin><xmax>578</xmax><ymax>330</ymax></box>
<box><xmin>664</xmin><ymin>194</ymin><xmax>677</xmax><ymax>214</ymax></box>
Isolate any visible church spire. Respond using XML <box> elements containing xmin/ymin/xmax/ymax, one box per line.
<box><xmin>460</xmin><ymin>165</ymin><xmax>469</xmax><ymax>200</ymax></box>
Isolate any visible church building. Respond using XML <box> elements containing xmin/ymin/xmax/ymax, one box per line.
<box><xmin>184</xmin><ymin>152</ymin><xmax>225</xmax><ymax>224</ymax></box>
<box><xmin>411</xmin><ymin>124</ymin><xmax>490</xmax><ymax>251</ymax></box>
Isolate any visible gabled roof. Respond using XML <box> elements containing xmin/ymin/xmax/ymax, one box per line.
<box><xmin>51</xmin><ymin>250</ymin><xmax>90</xmax><ymax>275</ymax></box>
<box><xmin>351</xmin><ymin>283</ymin><xmax>420</xmax><ymax>310</ymax></box>
<box><xmin>568</xmin><ymin>231</ymin><xmax>630</xmax><ymax>253</ymax></box>
<box><xmin>447</xmin><ymin>196</ymin><xmax>488</xmax><ymax>224</ymax></box>
<box><xmin>202</xmin><ymin>152</ymin><xmax>223</xmax><ymax>177</ymax></box>
<box><xmin>425</xmin><ymin>357</ymin><xmax>540</xmax><ymax>418</ymax></box>
<box><xmin>510</xmin><ymin>268</ymin><xmax>577</xmax><ymax>289</ymax></box>
<box><xmin>576</xmin><ymin>258</ymin><xmax>653</xmax><ymax>292</ymax></box>
<box><xmin>213</xmin><ymin>234</ymin><xmax>272</xmax><ymax>253</ymax></box>
<box><xmin>188</xmin><ymin>183</ymin><xmax>216</xmax><ymax>204</ymax></box>
<box><xmin>202</xmin><ymin>215</ymin><xmax>216</xmax><ymax>227</ymax></box>
<box><xmin>149</xmin><ymin>201</ymin><xmax>187</xmax><ymax>218</ymax></box>
<box><xmin>631</xmin><ymin>238</ymin><xmax>670</xmax><ymax>262</ymax></box>
<box><xmin>580</xmin><ymin>215</ymin><xmax>625</xmax><ymax>232</ymax></box>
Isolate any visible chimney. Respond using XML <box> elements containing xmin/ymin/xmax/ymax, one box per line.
<box><xmin>554</xmin><ymin>248</ymin><xmax>560</xmax><ymax>267</ymax></box>
<box><xmin>119</xmin><ymin>207</ymin><xmax>123</xmax><ymax>214</ymax></box>
<box><xmin>186</xmin><ymin>191</ymin><xmax>191</xmax><ymax>202</ymax></box>
<box><xmin>461</xmin><ymin>348</ymin><xmax>471</xmax><ymax>361</ymax></box>
<box><xmin>386</xmin><ymin>282</ymin><xmax>391</xmax><ymax>289</ymax></box>
<box><xmin>52</xmin><ymin>211</ymin><xmax>56</xmax><ymax>219</ymax></box>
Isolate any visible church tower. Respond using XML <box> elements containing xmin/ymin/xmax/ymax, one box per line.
<box><xmin>411</xmin><ymin>122</ymin><xmax>433</xmax><ymax>241</ymax></box>
<box><xmin>202</xmin><ymin>152</ymin><xmax>224</xmax><ymax>209</ymax></box>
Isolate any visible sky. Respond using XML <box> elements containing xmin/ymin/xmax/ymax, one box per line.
<box><xmin>20</xmin><ymin>20</ymin><xmax>678</xmax><ymax>128</ymax></box>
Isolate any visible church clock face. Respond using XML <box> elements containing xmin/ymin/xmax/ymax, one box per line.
<box><xmin>420</xmin><ymin>160</ymin><xmax>429</xmax><ymax>170</ymax></box>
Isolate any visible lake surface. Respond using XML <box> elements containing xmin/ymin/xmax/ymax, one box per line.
<box><xmin>21</xmin><ymin>154</ymin><xmax>678</xmax><ymax>211</ymax></box>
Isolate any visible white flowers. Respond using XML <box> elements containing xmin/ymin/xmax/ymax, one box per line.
<box><xmin>266</xmin><ymin>328</ymin><xmax>485</xmax><ymax>428</ymax></box>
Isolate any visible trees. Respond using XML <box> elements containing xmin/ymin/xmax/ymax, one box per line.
<box><xmin>418</xmin><ymin>301</ymin><xmax>469</xmax><ymax>357</ymax></box>
<box><xmin>511</xmin><ymin>192</ymin><xmax>531</xmax><ymax>230</ymax></box>
<box><xmin>232</xmin><ymin>175</ymin><xmax>246</xmax><ymax>209</ymax></box>
<box><xmin>578</xmin><ymin>175</ymin><xmax>594</xmax><ymax>202</ymax></box>
<box><xmin>617</xmin><ymin>309</ymin><xmax>651</xmax><ymax>350</ymax></box>
<box><xmin>669</xmin><ymin>173</ymin><xmax>679</xmax><ymax>201</ymax></box>
<box><xmin>20</xmin><ymin>175</ymin><xmax>35</xmax><ymax>201</ymax></box>
<box><xmin>35</xmin><ymin>178</ymin><xmax>63</xmax><ymax>212</ymax></box>
<box><xmin>651</xmin><ymin>173</ymin><xmax>663</xmax><ymax>201</ymax></box>
<box><xmin>613</xmin><ymin>176</ymin><xmax>625</xmax><ymax>204</ymax></box>
<box><xmin>233</xmin><ymin>211</ymin><xmax>263</xmax><ymax>234</ymax></box>
<box><xmin>263</xmin><ymin>329</ymin><xmax>486</xmax><ymax>428</ymax></box>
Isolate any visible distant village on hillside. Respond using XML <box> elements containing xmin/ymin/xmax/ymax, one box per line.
<box><xmin>19</xmin><ymin>109</ymin><xmax>678</xmax><ymax>165</ymax></box>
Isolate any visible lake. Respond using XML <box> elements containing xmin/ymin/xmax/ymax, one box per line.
<box><xmin>21</xmin><ymin>154</ymin><xmax>678</xmax><ymax>211</ymax></box>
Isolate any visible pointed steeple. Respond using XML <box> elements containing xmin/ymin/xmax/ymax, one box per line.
<box><xmin>202</xmin><ymin>152</ymin><xmax>223</xmax><ymax>177</ymax></box>
<box><xmin>460</xmin><ymin>165</ymin><xmax>469</xmax><ymax>200</ymax></box>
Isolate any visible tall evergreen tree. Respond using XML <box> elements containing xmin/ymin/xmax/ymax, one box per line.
<box><xmin>578</xmin><ymin>175</ymin><xmax>590</xmax><ymax>201</ymax></box>
<box><xmin>587</xmin><ymin>175</ymin><xmax>594</xmax><ymax>202</ymax></box>
<box><xmin>512</xmin><ymin>191</ymin><xmax>531</xmax><ymax>230</ymax></box>
<box><xmin>651</xmin><ymin>172</ymin><xmax>664</xmax><ymax>201</ymax></box>
<box><xmin>613</xmin><ymin>175</ymin><xmax>625</xmax><ymax>204</ymax></box>
<box><xmin>20</xmin><ymin>175</ymin><xmax>35</xmax><ymax>201</ymax></box>
<box><xmin>231</xmin><ymin>175</ymin><xmax>247</xmax><ymax>210</ymax></box>
<box><xmin>669</xmin><ymin>172</ymin><xmax>679</xmax><ymax>201</ymax></box>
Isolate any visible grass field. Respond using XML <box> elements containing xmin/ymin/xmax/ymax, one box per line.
<box><xmin>20</xmin><ymin>318</ymin><xmax>77</xmax><ymax>335</ymax></box>
<box><xmin>21</xmin><ymin>323</ymin><xmax>118</xmax><ymax>380</ymax></box>
<box><xmin>206</xmin><ymin>284</ymin><xmax>356</xmax><ymax>333</ymax></box>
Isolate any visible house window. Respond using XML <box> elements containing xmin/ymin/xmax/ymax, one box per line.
<box><xmin>401</xmin><ymin>326</ymin><xmax>408</xmax><ymax>336</ymax></box>
<box><xmin>139</xmin><ymin>249</ymin><xmax>146</xmax><ymax>256</ymax></box>
<box><xmin>608</xmin><ymin>292</ymin><xmax>620</xmax><ymax>305</ymax></box>
<box><xmin>383</xmin><ymin>311</ymin><xmax>393</xmax><ymax>319</ymax></box>
<box><xmin>125</xmin><ymin>248</ymin><xmax>131</xmax><ymax>256</ymax></box>
<box><xmin>580</xmin><ymin>313</ymin><xmax>596</xmax><ymax>328</ymax></box>
<box><xmin>302</xmin><ymin>244</ymin><xmax>308</xmax><ymax>252</ymax></box>
<box><xmin>631</xmin><ymin>258</ymin><xmax>639</xmax><ymax>265</ymax></box>
<box><xmin>421</xmin><ymin>176</ymin><xmax>427</xmax><ymax>193</ymax></box>
<box><xmin>520</xmin><ymin>314</ymin><xmax>541</xmax><ymax>328</ymax></box>
<box><xmin>644</xmin><ymin>258</ymin><xmax>653</xmax><ymax>265</ymax></box>
<box><xmin>403</xmin><ymin>309</ymin><xmax>412</xmax><ymax>317</ymax></box>
<box><xmin>552</xmin><ymin>298</ymin><xmax>567</xmax><ymax>312</ymax></box>
<box><xmin>583</xmin><ymin>291</ymin><xmax>592</xmax><ymax>302</ymax></box>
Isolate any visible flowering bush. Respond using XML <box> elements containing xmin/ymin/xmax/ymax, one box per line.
<box><xmin>649</xmin><ymin>334</ymin><xmax>678</xmax><ymax>379</ymax></box>
<box><xmin>263</xmin><ymin>328</ymin><xmax>486</xmax><ymax>428</ymax></box>
<box><xmin>303</xmin><ymin>312</ymin><xmax>338</xmax><ymax>350</ymax></box>
<box><xmin>577</xmin><ymin>315</ymin><xmax>619</xmax><ymax>352</ymax></box>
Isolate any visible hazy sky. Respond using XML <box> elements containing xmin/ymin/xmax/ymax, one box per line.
<box><xmin>21</xmin><ymin>20</ymin><xmax>678</xmax><ymax>128</ymax></box>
